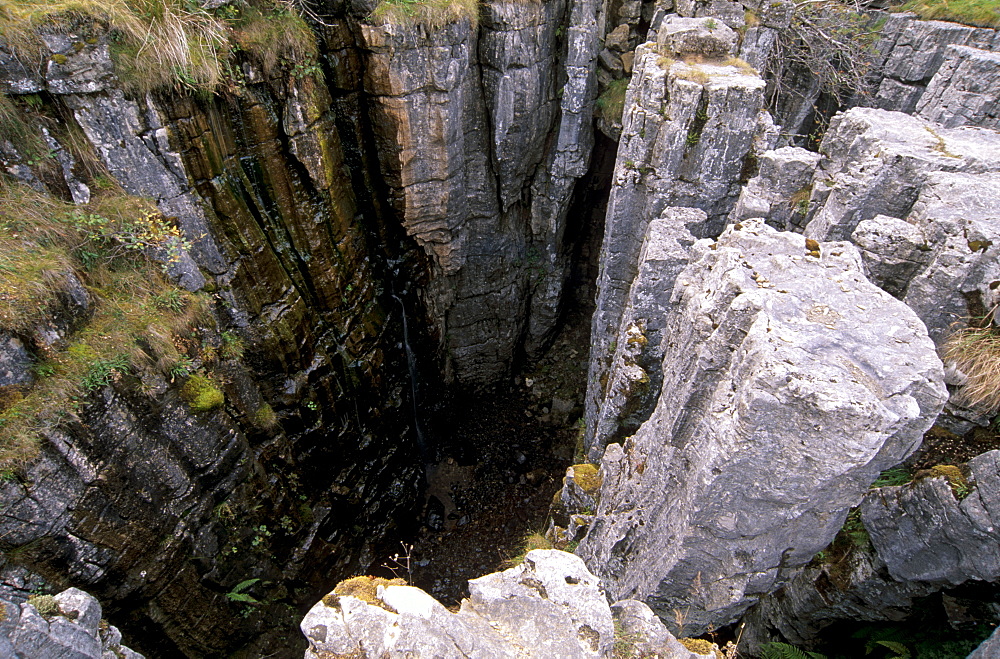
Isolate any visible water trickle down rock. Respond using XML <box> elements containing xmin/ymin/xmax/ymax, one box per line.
<box><xmin>358</xmin><ymin>0</ymin><xmax>601</xmax><ymax>386</ymax></box>
<box><xmin>586</xmin><ymin>16</ymin><xmax>770</xmax><ymax>454</ymax></box>
<box><xmin>577</xmin><ymin>218</ymin><xmax>947</xmax><ymax>635</ymax></box>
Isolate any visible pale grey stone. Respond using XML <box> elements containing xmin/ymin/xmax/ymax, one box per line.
<box><xmin>612</xmin><ymin>599</ymin><xmax>715</xmax><ymax>658</ymax></box>
<box><xmin>969</xmin><ymin>624</ymin><xmax>1000</xmax><ymax>659</ymax></box>
<box><xmin>851</xmin><ymin>215</ymin><xmax>930</xmax><ymax>299</ymax></box>
<box><xmin>916</xmin><ymin>46</ymin><xmax>1000</xmax><ymax>130</ymax></box>
<box><xmin>656</xmin><ymin>16</ymin><xmax>738</xmax><ymax>57</ymax></box>
<box><xmin>729</xmin><ymin>146</ymin><xmax>821</xmax><ymax>231</ymax></box>
<box><xmin>0</xmin><ymin>334</ymin><xmax>33</xmax><ymax>387</ymax></box>
<box><xmin>579</xmin><ymin>219</ymin><xmax>947</xmax><ymax>635</ymax></box>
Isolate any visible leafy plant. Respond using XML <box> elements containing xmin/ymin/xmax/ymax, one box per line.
<box><xmin>225</xmin><ymin>578</ymin><xmax>261</xmax><ymax>604</ymax></box>
<box><xmin>872</xmin><ymin>467</ymin><xmax>911</xmax><ymax>488</ymax></box>
<box><xmin>759</xmin><ymin>641</ymin><xmax>826</xmax><ymax>659</ymax></box>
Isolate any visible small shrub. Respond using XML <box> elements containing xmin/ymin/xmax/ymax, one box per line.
<box><xmin>27</xmin><ymin>594</ymin><xmax>59</xmax><ymax>618</ymax></box>
<box><xmin>180</xmin><ymin>374</ymin><xmax>224</xmax><ymax>412</ymax></box>
<box><xmin>252</xmin><ymin>403</ymin><xmax>278</xmax><ymax>429</ymax></box>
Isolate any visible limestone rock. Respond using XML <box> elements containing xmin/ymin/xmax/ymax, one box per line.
<box><xmin>850</xmin><ymin>215</ymin><xmax>930</xmax><ymax>299</ymax></box>
<box><xmin>588</xmin><ymin>208</ymin><xmax>700</xmax><ymax>458</ymax></box>
<box><xmin>729</xmin><ymin>146</ymin><xmax>821</xmax><ymax>231</ymax></box>
<box><xmin>301</xmin><ymin>550</ymin><xmax>614</xmax><ymax>658</ymax></box>
<box><xmin>611</xmin><ymin>599</ymin><xmax>715</xmax><ymax>658</ymax></box>
<box><xmin>0</xmin><ymin>588</ymin><xmax>143</xmax><ymax>659</ymax></box>
<box><xmin>916</xmin><ymin>46</ymin><xmax>1000</xmax><ymax>130</ymax></box>
<box><xmin>861</xmin><ymin>451</ymin><xmax>1000</xmax><ymax>585</ymax></box>
<box><xmin>586</xmin><ymin>43</ymin><xmax>766</xmax><ymax>453</ymax></box>
<box><xmin>0</xmin><ymin>334</ymin><xmax>34</xmax><ymax>387</ymax></box>
<box><xmin>656</xmin><ymin>16</ymin><xmax>738</xmax><ymax>58</ymax></box>
<box><xmin>970</xmin><ymin>624</ymin><xmax>1000</xmax><ymax>659</ymax></box>
<box><xmin>803</xmin><ymin>108</ymin><xmax>1000</xmax><ymax>244</ymax></box>
<box><xmin>579</xmin><ymin>219</ymin><xmax>947</xmax><ymax>634</ymax></box>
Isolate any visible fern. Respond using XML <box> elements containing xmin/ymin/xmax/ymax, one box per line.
<box><xmin>225</xmin><ymin>578</ymin><xmax>261</xmax><ymax>604</ymax></box>
<box><xmin>759</xmin><ymin>641</ymin><xmax>827</xmax><ymax>659</ymax></box>
<box><xmin>872</xmin><ymin>641</ymin><xmax>911</xmax><ymax>659</ymax></box>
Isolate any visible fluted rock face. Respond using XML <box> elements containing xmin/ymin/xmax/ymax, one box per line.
<box><xmin>358</xmin><ymin>0</ymin><xmax>600</xmax><ymax>386</ymax></box>
<box><xmin>577</xmin><ymin>219</ymin><xmax>947</xmax><ymax>634</ymax></box>
<box><xmin>0</xmin><ymin>25</ymin><xmax>421</xmax><ymax>657</ymax></box>
<box><xmin>586</xmin><ymin>35</ymin><xmax>770</xmax><ymax>452</ymax></box>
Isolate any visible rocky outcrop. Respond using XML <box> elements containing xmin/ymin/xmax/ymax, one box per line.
<box><xmin>868</xmin><ymin>14</ymin><xmax>999</xmax><ymax>116</ymax></box>
<box><xmin>916</xmin><ymin>45</ymin><xmax>1000</xmax><ymax>130</ymax></box>
<box><xmin>577</xmin><ymin>219</ymin><xmax>947</xmax><ymax>634</ymax></box>
<box><xmin>728</xmin><ymin>146</ymin><xmax>821</xmax><ymax>232</ymax></box>
<box><xmin>742</xmin><ymin>451</ymin><xmax>1000</xmax><ymax>651</ymax></box>
<box><xmin>0</xmin><ymin>588</ymin><xmax>142</xmax><ymax>659</ymax></box>
<box><xmin>586</xmin><ymin>20</ymin><xmax>770</xmax><ymax>451</ymax></box>
<box><xmin>0</xmin><ymin>21</ymin><xmax>423</xmax><ymax>657</ymax></box>
<box><xmin>300</xmin><ymin>549</ymin><xmax>714</xmax><ymax>658</ymax></box>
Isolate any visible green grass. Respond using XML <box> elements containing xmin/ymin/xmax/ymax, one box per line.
<box><xmin>0</xmin><ymin>0</ymin><xmax>321</xmax><ymax>94</ymax></box>
<box><xmin>0</xmin><ymin>179</ymin><xmax>212</xmax><ymax>473</ymax></box>
<box><xmin>899</xmin><ymin>0</ymin><xmax>1000</xmax><ymax>27</ymax></box>
<box><xmin>943</xmin><ymin>325</ymin><xmax>1000</xmax><ymax>413</ymax></box>
<box><xmin>371</xmin><ymin>0</ymin><xmax>480</xmax><ymax>27</ymax></box>
<box><xmin>596</xmin><ymin>78</ymin><xmax>630</xmax><ymax>125</ymax></box>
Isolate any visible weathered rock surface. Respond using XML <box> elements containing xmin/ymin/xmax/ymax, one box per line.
<box><xmin>359</xmin><ymin>0</ymin><xmax>600</xmax><ymax>385</ymax></box>
<box><xmin>0</xmin><ymin>588</ymin><xmax>142</xmax><ymax>659</ymax></box>
<box><xmin>916</xmin><ymin>45</ymin><xmax>1000</xmax><ymax>130</ymax></box>
<box><xmin>585</xmin><ymin>38</ymin><xmax>768</xmax><ymax>451</ymax></box>
<box><xmin>301</xmin><ymin>550</ymin><xmax>711</xmax><ymax>658</ymax></box>
<box><xmin>869</xmin><ymin>14</ymin><xmax>999</xmax><ymax>116</ymax></box>
<box><xmin>970</xmin><ymin>624</ymin><xmax>1000</xmax><ymax>659</ymax></box>
<box><xmin>578</xmin><ymin>219</ymin><xmax>947</xmax><ymax>634</ymax></box>
<box><xmin>743</xmin><ymin>451</ymin><xmax>1000</xmax><ymax>651</ymax></box>
<box><xmin>728</xmin><ymin>146</ymin><xmax>821</xmax><ymax>231</ymax></box>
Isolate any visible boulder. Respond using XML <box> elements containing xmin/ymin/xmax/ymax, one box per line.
<box><xmin>916</xmin><ymin>45</ymin><xmax>1000</xmax><ymax>130</ymax></box>
<box><xmin>578</xmin><ymin>219</ymin><xmax>947</xmax><ymax>634</ymax></box>
<box><xmin>656</xmin><ymin>17</ymin><xmax>738</xmax><ymax>58</ymax></box>
<box><xmin>728</xmin><ymin>146</ymin><xmax>822</xmax><ymax>231</ymax></box>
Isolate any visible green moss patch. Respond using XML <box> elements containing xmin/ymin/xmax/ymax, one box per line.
<box><xmin>326</xmin><ymin>576</ymin><xmax>406</xmax><ymax>610</ymax></box>
<box><xmin>571</xmin><ymin>463</ymin><xmax>602</xmax><ymax>493</ymax></box>
<box><xmin>180</xmin><ymin>374</ymin><xmax>224</xmax><ymax>412</ymax></box>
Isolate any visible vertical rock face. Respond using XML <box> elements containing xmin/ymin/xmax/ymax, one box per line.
<box><xmin>915</xmin><ymin>45</ymin><xmax>1000</xmax><ymax>130</ymax></box>
<box><xmin>585</xmin><ymin>26</ymin><xmax>769</xmax><ymax>452</ymax></box>
<box><xmin>868</xmin><ymin>14</ymin><xmax>999</xmax><ymax>115</ymax></box>
<box><xmin>0</xmin><ymin>25</ymin><xmax>422</xmax><ymax>657</ymax></box>
<box><xmin>577</xmin><ymin>220</ymin><xmax>947</xmax><ymax>634</ymax></box>
<box><xmin>358</xmin><ymin>0</ymin><xmax>600</xmax><ymax>386</ymax></box>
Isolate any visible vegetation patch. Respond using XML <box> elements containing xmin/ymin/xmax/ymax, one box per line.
<box><xmin>370</xmin><ymin>0</ymin><xmax>480</xmax><ymax>28</ymax></box>
<box><xmin>27</xmin><ymin>594</ymin><xmax>59</xmax><ymax>617</ymax></box>
<box><xmin>943</xmin><ymin>324</ymin><xmax>1000</xmax><ymax>413</ymax></box>
<box><xmin>505</xmin><ymin>531</ymin><xmax>552</xmax><ymax>567</ymax></box>
<box><xmin>0</xmin><ymin>179</ymin><xmax>211</xmax><ymax>473</ymax></box>
<box><xmin>326</xmin><ymin>576</ymin><xmax>406</xmax><ymax>611</ymax></box>
<box><xmin>596</xmin><ymin>78</ymin><xmax>630</xmax><ymax>125</ymax></box>
<box><xmin>900</xmin><ymin>0</ymin><xmax>1000</xmax><ymax>28</ymax></box>
<box><xmin>180</xmin><ymin>373</ymin><xmax>224</xmax><ymax>412</ymax></box>
<box><xmin>570</xmin><ymin>463</ymin><xmax>601</xmax><ymax>492</ymax></box>
<box><xmin>0</xmin><ymin>0</ymin><xmax>321</xmax><ymax>94</ymax></box>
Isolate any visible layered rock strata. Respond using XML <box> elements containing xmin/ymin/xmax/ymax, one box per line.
<box><xmin>577</xmin><ymin>219</ymin><xmax>947</xmax><ymax>634</ymax></box>
<box><xmin>586</xmin><ymin>17</ymin><xmax>770</xmax><ymax>452</ymax></box>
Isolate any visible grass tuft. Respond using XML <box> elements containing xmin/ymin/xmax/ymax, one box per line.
<box><xmin>596</xmin><ymin>77</ymin><xmax>630</xmax><ymax>124</ymax></box>
<box><xmin>900</xmin><ymin>0</ymin><xmax>1000</xmax><ymax>28</ymax></box>
<box><xmin>943</xmin><ymin>325</ymin><xmax>1000</xmax><ymax>413</ymax></box>
<box><xmin>180</xmin><ymin>373</ymin><xmax>224</xmax><ymax>412</ymax></box>
<box><xmin>371</xmin><ymin>0</ymin><xmax>480</xmax><ymax>28</ymax></box>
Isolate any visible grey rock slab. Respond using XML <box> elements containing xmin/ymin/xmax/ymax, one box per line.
<box><xmin>579</xmin><ymin>219</ymin><xmax>947</xmax><ymax>634</ymax></box>
<box><xmin>656</xmin><ymin>16</ymin><xmax>738</xmax><ymax>57</ymax></box>
<box><xmin>0</xmin><ymin>334</ymin><xmax>34</xmax><ymax>387</ymax></box>
<box><xmin>301</xmin><ymin>550</ymin><xmax>613</xmax><ymax>658</ymax></box>
<box><xmin>861</xmin><ymin>450</ymin><xmax>1000</xmax><ymax>585</ymax></box>
<box><xmin>612</xmin><ymin>599</ymin><xmax>715</xmax><ymax>658</ymax></box>
<box><xmin>851</xmin><ymin>215</ymin><xmax>930</xmax><ymax>299</ymax></box>
<box><xmin>729</xmin><ymin>146</ymin><xmax>821</xmax><ymax>231</ymax></box>
<box><xmin>916</xmin><ymin>46</ymin><xmax>1000</xmax><ymax>130</ymax></box>
<box><xmin>970</xmin><ymin>624</ymin><xmax>1000</xmax><ymax>659</ymax></box>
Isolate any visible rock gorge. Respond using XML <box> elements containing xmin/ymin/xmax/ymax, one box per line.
<box><xmin>1</xmin><ymin>0</ymin><xmax>1000</xmax><ymax>657</ymax></box>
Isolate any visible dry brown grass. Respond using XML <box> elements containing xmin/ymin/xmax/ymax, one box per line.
<box><xmin>943</xmin><ymin>325</ymin><xmax>1000</xmax><ymax>413</ymax></box>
